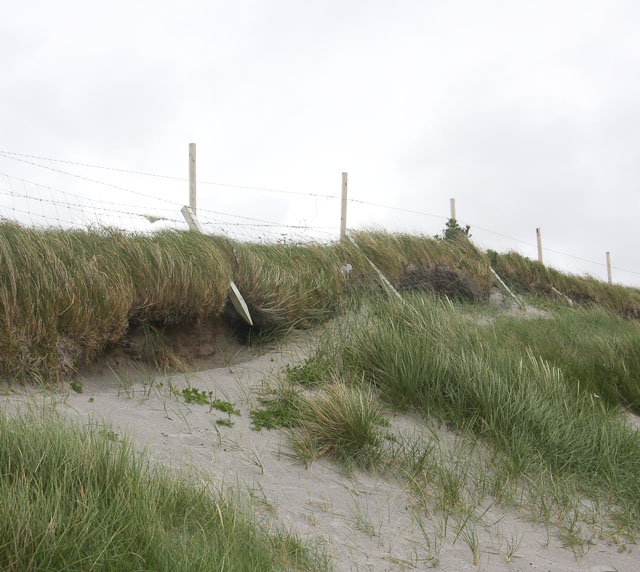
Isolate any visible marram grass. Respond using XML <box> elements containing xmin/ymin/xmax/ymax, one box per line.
<box><xmin>313</xmin><ymin>296</ymin><xmax>640</xmax><ymax>520</ymax></box>
<box><xmin>352</xmin><ymin>230</ymin><xmax>494</xmax><ymax>301</ymax></box>
<box><xmin>0</xmin><ymin>410</ymin><xmax>327</xmax><ymax>572</ymax></box>
<box><xmin>2</xmin><ymin>221</ymin><xmax>640</xmax><ymax>383</ymax></box>
<box><xmin>0</xmin><ymin>223</ymin><xmax>496</xmax><ymax>383</ymax></box>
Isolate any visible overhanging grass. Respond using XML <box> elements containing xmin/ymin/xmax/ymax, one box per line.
<box><xmin>0</xmin><ymin>224</ymin><xmax>233</xmax><ymax>381</ymax></box>
<box><xmin>229</xmin><ymin>239</ymin><xmax>373</xmax><ymax>330</ymax></box>
<box><xmin>3</xmin><ymin>221</ymin><xmax>640</xmax><ymax>385</ymax></box>
<box><xmin>315</xmin><ymin>296</ymin><xmax>640</xmax><ymax>520</ymax></box>
<box><xmin>0</xmin><ymin>411</ymin><xmax>326</xmax><ymax>572</ymax></box>
<box><xmin>0</xmin><ymin>223</ymin><xmax>380</xmax><ymax>382</ymax></box>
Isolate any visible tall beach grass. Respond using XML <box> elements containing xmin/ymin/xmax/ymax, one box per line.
<box><xmin>0</xmin><ymin>223</ymin><xmax>499</xmax><ymax>383</ymax></box>
<box><xmin>2</xmin><ymin>221</ymin><xmax>640</xmax><ymax>384</ymax></box>
<box><xmin>313</xmin><ymin>296</ymin><xmax>640</xmax><ymax>520</ymax></box>
<box><xmin>0</xmin><ymin>410</ymin><xmax>326</xmax><ymax>571</ymax></box>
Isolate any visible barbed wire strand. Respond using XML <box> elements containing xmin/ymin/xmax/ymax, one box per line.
<box><xmin>0</xmin><ymin>153</ymin><xmax>182</xmax><ymax>207</ymax></box>
<box><xmin>0</xmin><ymin>150</ymin><xmax>339</xmax><ymax>200</ymax></box>
<box><xmin>1</xmin><ymin>151</ymin><xmax>638</xmax><ymax>277</ymax></box>
<box><xmin>0</xmin><ymin>180</ymin><xmax>337</xmax><ymax>241</ymax></box>
<box><xmin>0</xmin><ymin>172</ymin><xmax>181</xmax><ymax>213</ymax></box>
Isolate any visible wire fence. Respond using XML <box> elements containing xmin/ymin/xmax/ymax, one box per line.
<box><xmin>0</xmin><ymin>149</ymin><xmax>638</xmax><ymax>284</ymax></box>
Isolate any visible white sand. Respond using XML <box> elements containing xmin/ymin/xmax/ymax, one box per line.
<box><xmin>1</xmin><ymin>335</ymin><xmax>637</xmax><ymax>572</ymax></box>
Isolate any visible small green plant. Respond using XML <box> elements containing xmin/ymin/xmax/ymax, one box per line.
<box><xmin>210</xmin><ymin>398</ymin><xmax>240</xmax><ymax>416</ymax></box>
<box><xmin>434</xmin><ymin>218</ymin><xmax>472</xmax><ymax>242</ymax></box>
<box><xmin>105</xmin><ymin>430</ymin><xmax>119</xmax><ymax>442</ymax></box>
<box><xmin>250</xmin><ymin>407</ymin><xmax>291</xmax><ymax>431</ymax></box>
<box><xmin>69</xmin><ymin>380</ymin><xmax>83</xmax><ymax>394</ymax></box>
<box><xmin>182</xmin><ymin>387</ymin><xmax>212</xmax><ymax>405</ymax></box>
<box><xmin>215</xmin><ymin>418</ymin><xmax>234</xmax><ymax>428</ymax></box>
<box><xmin>250</xmin><ymin>381</ymin><xmax>306</xmax><ymax>431</ymax></box>
<box><xmin>181</xmin><ymin>387</ymin><xmax>240</xmax><ymax>416</ymax></box>
<box><xmin>285</xmin><ymin>357</ymin><xmax>331</xmax><ymax>388</ymax></box>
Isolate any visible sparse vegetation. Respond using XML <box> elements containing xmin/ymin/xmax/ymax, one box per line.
<box><xmin>181</xmin><ymin>387</ymin><xmax>240</xmax><ymax>416</ymax></box>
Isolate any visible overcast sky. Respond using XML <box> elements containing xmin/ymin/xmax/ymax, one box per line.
<box><xmin>2</xmin><ymin>0</ymin><xmax>639</xmax><ymax>286</ymax></box>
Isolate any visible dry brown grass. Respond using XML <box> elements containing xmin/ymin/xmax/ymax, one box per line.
<box><xmin>2</xmin><ymin>221</ymin><xmax>639</xmax><ymax>384</ymax></box>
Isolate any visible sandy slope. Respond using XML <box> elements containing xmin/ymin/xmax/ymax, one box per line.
<box><xmin>1</xmin><ymin>334</ymin><xmax>637</xmax><ymax>572</ymax></box>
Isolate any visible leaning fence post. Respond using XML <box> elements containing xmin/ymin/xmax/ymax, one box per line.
<box><xmin>181</xmin><ymin>205</ymin><xmax>205</xmax><ymax>234</ymax></box>
<box><xmin>181</xmin><ymin>186</ymin><xmax>253</xmax><ymax>326</ymax></box>
<box><xmin>489</xmin><ymin>267</ymin><xmax>525</xmax><ymax>309</ymax></box>
<box><xmin>346</xmin><ymin>235</ymin><xmax>402</xmax><ymax>301</ymax></box>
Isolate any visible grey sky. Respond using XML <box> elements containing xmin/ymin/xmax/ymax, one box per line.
<box><xmin>2</xmin><ymin>0</ymin><xmax>639</xmax><ymax>285</ymax></box>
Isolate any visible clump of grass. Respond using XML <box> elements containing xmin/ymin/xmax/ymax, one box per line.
<box><xmin>251</xmin><ymin>372</ymin><xmax>386</xmax><ymax>470</ymax></box>
<box><xmin>288</xmin><ymin>382</ymin><xmax>388</xmax><ymax>470</ymax></box>
<box><xmin>0</xmin><ymin>410</ymin><xmax>325</xmax><ymax>571</ymax></box>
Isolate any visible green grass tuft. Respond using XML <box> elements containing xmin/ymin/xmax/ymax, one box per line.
<box><xmin>288</xmin><ymin>382</ymin><xmax>388</xmax><ymax>470</ymax></box>
<box><xmin>0</xmin><ymin>411</ymin><xmax>326</xmax><ymax>571</ymax></box>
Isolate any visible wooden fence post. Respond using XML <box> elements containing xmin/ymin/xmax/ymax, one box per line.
<box><xmin>450</xmin><ymin>198</ymin><xmax>456</xmax><ymax>220</ymax></box>
<box><xmin>606</xmin><ymin>252</ymin><xmax>612</xmax><ymax>284</ymax></box>
<box><xmin>340</xmin><ymin>172</ymin><xmax>348</xmax><ymax>241</ymax></box>
<box><xmin>536</xmin><ymin>228</ymin><xmax>543</xmax><ymax>264</ymax></box>
<box><xmin>189</xmin><ymin>143</ymin><xmax>197</xmax><ymax>215</ymax></box>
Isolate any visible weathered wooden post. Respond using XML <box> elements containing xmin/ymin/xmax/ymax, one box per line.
<box><xmin>340</xmin><ymin>172</ymin><xmax>348</xmax><ymax>241</ymax></box>
<box><xmin>189</xmin><ymin>143</ymin><xmax>197</xmax><ymax>215</ymax></box>
<box><xmin>536</xmin><ymin>228</ymin><xmax>543</xmax><ymax>264</ymax></box>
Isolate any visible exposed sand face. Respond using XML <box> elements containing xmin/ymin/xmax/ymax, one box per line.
<box><xmin>1</xmin><ymin>334</ymin><xmax>637</xmax><ymax>572</ymax></box>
